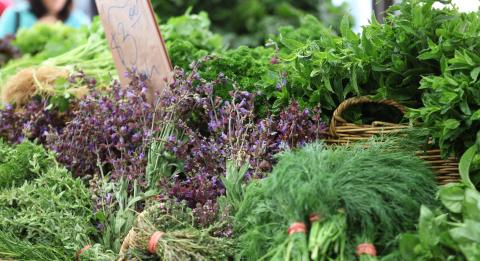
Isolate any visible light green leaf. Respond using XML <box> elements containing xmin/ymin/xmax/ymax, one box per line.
<box><xmin>127</xmin><ymin>196</ymin><xmax>142</xmax><ymax>208</ymax></box>
<box><xmin>459</xmin><ymin>243</ymin><xmax>480</xmax><ymax>261</ymax></box>
<box><xmin>95</xmin><ymin>211</ymin><xmax>106</xmax><ymax>222</ymax></box>
<box><xmin>340</xmin><ymin>16</ymin><xmax>358</xmax><ymax>42</ymax></box>
<box><xmin>114</xmin><ymin>216</ymin><xmax>126</xmax><ymax>234</ymax></box>
<box><xmin>281</xmin><ymin>38</ymin><xmax>304</xmax><ymax>51</ymax></box>
<box><xmin>418</xmin><ymin>206</ymin><xmax>440</xmax><ymax>246</ymax></box>
<box><xmin>470</xmin><ymin>67</ymin><xmax>480</xmax><ymax>81</ymax></box>
<box><xmin>351</xmin><ymin>69</ymin><xmax>359</xmax><ymax>95</ymax></box>
<box><xmin>449</xmin><ymin>220</ymin><xmax>480</xmax><ymax>244</ymax></box>
<box><xmin>143</xmin><ymin>189</ymin><xmax>158</xmax><ymax>198</ymax></box>
<box><xmin>398</xmin><ymin>233</ymin><xmax>421</xmax><ymax>259</ymax></box>
<box><xmin>322</xmin><ymin>76</ymin><xmax>334</xmax><ymax>93</ymax></box>
<box><xmin>471</xmin><ymin>110</ymin><xmax>480</xmax><ymax>121</ymax></box>
<box><xmin>459</xmin><ymin>99</ymin><xmax>471</xmax><ymax>115</ymax></box>
<box><xmin>438</xmin><ymin>184</ymin><xmax>465</xmax><ymax>213</ymax></box>
<box><xmin>440</xmin><ymin>56</ymin><xmax>448</xmax><ymax>74</ymax></box>
<box><xmin>463</xmin><ymin>189</ymin><xmax>480</xmax><ymax>221</ymax></box>
<box><xmin>439</xmin><ymin>91</ymin><xmax>457</xmax><ymax>104</ymax></box>
<box><xmin>54</xmin><ymin>77</ymin><xmax>68</xmax><ymax>87</ymax></box>
<box><xmin>459</xmin><ymin>145</ymin><xmax>477</xmax><ymax>189</ymax></box>
<box><xmin>464</xmin><ymin>52</ymin><xmax>475</xmax><ymax>66</ymax></box>
<box><xmin>442</xmin><ymin>119</ymin><xmax>460</xmax><ymax>137</ymax></box>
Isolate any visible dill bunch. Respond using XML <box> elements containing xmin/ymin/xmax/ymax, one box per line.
<box><xmin>235</xmin><ymin>138</ymin><xmax>437</xmax><ymax>260</ymax></box>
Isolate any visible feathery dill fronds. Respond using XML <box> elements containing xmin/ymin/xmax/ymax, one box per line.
<box><xmin>235</xmin><ymin>138</ymin><xmax>437</xmax><ymax>260</ymax></box>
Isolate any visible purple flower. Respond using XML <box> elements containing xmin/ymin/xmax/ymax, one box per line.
<box><xmin>270</xmin><ymin>56</ymin><xmax>278</xmax><ymax>64</ymax></box>
<box><xmin>96</xmin><ymin>223</ymin><xmax>104</xmax><ymax>231</ymax></box>
<box><xmin>276</xmin><ymin>82</ymin><xmax>283</xmax><ymax>90</ymax></box>
<box><xmin>105</xmin><ymin>193</ymin><xmax>112</xmax><ymax>204</ymax></box>
<box><xmin>42</xmin><ymin>72</ymin><xmax>159</xmax><ymax>186</ymax></box>
<box><xmin>208</xmin><ymin>120</ymin><xmax>220</xmax><ymax>131</ymax></box>
<box><xmin>157</xmin><ymin>68</ymin><xmax>327</xmax><ymax>210</ymax></box>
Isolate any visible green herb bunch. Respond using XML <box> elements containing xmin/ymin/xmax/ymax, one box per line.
<box><xmin>0</xmin><ymin>142</ymin><xmax>96</xmax><ymax>260</ymax></box>
<box><xmin>91</xmin><ymin>176</ymin><xmax>158</xmax><ymax>253</ymax></box>
<box><xmin>151</xmin><ymin>0</ymin><xmax>350</xmax><ymax>47</ymax></box>
<box><xmin>162</xmin><ymin>9</ymin><xmax>224</xmax><ymax>69</ymax></box>
<box><xmin>126</xmin><ymin>200</ymin><xmax>233</xmax><ymax>261</ymax></box>
<box><xmin>0</xmin><ymin>140</ymin><xmax>55</xmax><ymax>188</ymax></box>
<box><xmin>197</xmin><ymin>46</ymin><xmax>276</xmax><ymax>115</ymax></box>
<box><xmin>408</xmin><ymin>10</ymin><xmax>480</xmax><ymax>156</ymax></box>
<box><xmin>13</xmin><ymin>22</ymin><xmax>88</xmax><ymax>59</ymax></box>
<box><xmin>195</xmin><ymin>14</ymin><xmax>341</xmax><ymax>116</ymax></box>
<box><xmin>270</xmin><ymin>0</ymin><xmax>480</xmax><ymax>155</ymax></box>
<box><xmin>0</xmin><ymin>18</ymin><xmax>115</xmax><ymax>92</ymax></box>
<box><xmin>269</xmin><ymin>0</ymin><xmax>447</xmax><ymax>113</ymax></box>
<box><xmin>389</xmin><ymin>143</ymin><xmax>480</xmax><ymax>261</ymax></box>
<box><xmin>272</xmin><ymin>16</ymin><xmax>359</xmax><ymax>113</ymax></box>
<box><xmin>234</xmin><ymin>139</ymin><xmax>438</xmax><ymax>260</ymax></box>
<box><xmin>77</xmin><ymin>244</ymin><xmax>118</xmax><ymax>261</ymax></box>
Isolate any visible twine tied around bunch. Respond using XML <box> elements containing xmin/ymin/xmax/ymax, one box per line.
<box><xmin>76</xmin><ymin>244</ymin><xmax>92</xmax><ymax>260</ymax></box>
<box><xmin>288</xmin><ymin>222</ymin><xmax>307</xmax><ymax>235</ymax></box>
<box><xmin>355</xmin><ymin>243</ymin><xmax>377</xmax><ymax>256</ymax></box>
<box><xmin>148</xmin><ymin>231</ymin><xmax>165</xmax><ymax>254</ymax></box>
<box><xmin>309</xmin><ymin>213</ymin><xmax>321</xmax><ymax>223</ymax></box>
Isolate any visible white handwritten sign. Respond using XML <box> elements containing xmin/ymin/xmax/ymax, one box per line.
<box><xmin>95</xmin><ymin>0</ymin><xmax>172</xmax><ymax>95</ymax></box>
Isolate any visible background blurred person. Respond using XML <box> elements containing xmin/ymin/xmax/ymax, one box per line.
<box><xmin>0</xmin><ymin>0</ymin><xmax>89</xmax><ymax>38</ymax></box>
<box><xmin>0</xmin><ymin>0</ymin><xmax>13</xmax><ymax>16</ymax></box>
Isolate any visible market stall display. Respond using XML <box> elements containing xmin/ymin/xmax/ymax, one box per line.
<box><xmin>0</xmin><ymin>0</ymin><xmax>478</xmax><ymax>260</ymax></box>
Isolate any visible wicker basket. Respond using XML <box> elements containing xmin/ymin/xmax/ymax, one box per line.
<box><xmin>327</xmin><ymin>96</ymin><xmax>459</xmax><ymax>185</ymax></box>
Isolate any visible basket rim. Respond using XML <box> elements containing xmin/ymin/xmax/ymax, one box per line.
<box><xmin>329</xmin><ymin>96</ymin><xmax>407</xmax><ymax>138</ymax></box>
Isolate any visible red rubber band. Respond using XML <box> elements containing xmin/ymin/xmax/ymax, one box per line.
<box><xmin>356</xmin><ymin>243</ymin><xmax>377</xmax><ymax>256</ymax></box>
<box><xmin>76</xmin><ymin>244</ymin><xmax>92</xmax><ymax>260</ymax></box>
<box><xmin>148</xmin><ymin>231</ymin><xmax>164</xmax><ymax>254</ymax></box>
<box><xmin>288</xmin><ymin>222</ymin><xmax>306</xmax><ymax>235</ymax></box>
<box><xmin>309</xmin><ymin>213</ymin><xmax>321</xmax><ymax>222</ymax></box>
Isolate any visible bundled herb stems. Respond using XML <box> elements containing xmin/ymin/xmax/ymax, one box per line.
<box><xmin>132</xmin><ymin>224</ymin><xmax>230</xmax><ymax>261</ymax></box>
<box><xmin>126</xmin><ymin>201</ymin><xmax>232</xmax><ymax>261</ymax></box>
<box><xmin>308</xmin><ymin>212</ymin><xmax>347</xmax><ymax>261</ymax></box>
<box><xmin>354</xmin><ymin>227</ymin><xmax>379</xmax><ymax>261</ymax></box>
<box><xmin>235</xmin><ymin>139</ymin><xmax>438</xmax><ymax>260</ymax></box>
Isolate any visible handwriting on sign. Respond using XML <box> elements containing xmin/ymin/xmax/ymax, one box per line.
<box><xmin>96</xmin><ymin>0</ymin><xmax>172</xmax><ymax>96</ymax></box>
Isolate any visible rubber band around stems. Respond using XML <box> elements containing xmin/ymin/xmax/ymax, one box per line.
<box><xmin>148</xmin><ymin>231</ymin><xmax>165</xmax><ymax>254</ymax></box>
<box><xmin>356</xmin><ymin>243</ymin><xmax>377</xmax><ymax>256</ymax></box>
<box><xmin>76</xmin><ymin>244</ymin><xmax>92</xmax><ymax>260</ymax></box>
<box><xmin>288</xmin><ymin>222</ymin><xmax>307</xmax><ymax>235</ymax></box>
<box><xmin>309</xmin><ymin>213</ymin><xmax>321</xmax><ymax>222</ymax></box>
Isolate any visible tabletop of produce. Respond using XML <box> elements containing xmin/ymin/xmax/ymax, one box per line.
<box><xmin>0</xmin><ymin>0</ymin><xmax>479</xmax><ymax>260</ymax></box>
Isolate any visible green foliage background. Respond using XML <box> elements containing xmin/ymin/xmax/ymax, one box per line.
<box><xmin>151</xmin><ymin>0</ymin><xmax>351</xmax><ymax>47</ymax></box>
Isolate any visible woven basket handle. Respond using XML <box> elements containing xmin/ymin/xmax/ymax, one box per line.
<box><xmin>329</xmin><ymin>96</ymin><xmax>406</xmax><ymax>137</ymax></box>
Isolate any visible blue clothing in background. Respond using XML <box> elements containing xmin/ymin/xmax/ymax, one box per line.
<box><xmin>0</xmin><ymin>2</ymin><xmax>89</xmax><ymax>38</ymax></box>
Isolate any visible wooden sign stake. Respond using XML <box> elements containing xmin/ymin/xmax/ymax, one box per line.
<box><xmin>95</xmin><ymin>0</ymin><xmax>173</xmax><ymax>98</ymax></box>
